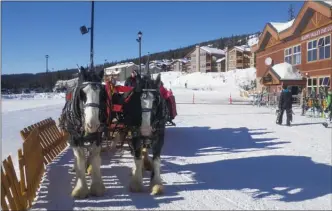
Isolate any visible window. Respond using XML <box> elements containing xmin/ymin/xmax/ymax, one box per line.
<box><xmin>285</xmin><ymin>47</ymin><xmax>292</xmax><ymax>64</ymax></box>
<box><xmin>292</xmin><ymin>45</ymin><xmax>301</xmax><ymax>65</ymax></box>
<box><xmin>307</xmin><ymin>40</ymin><xmax>318</xmax><ymax>62</ymax></box>
<box><xmin>319</xmin><ymin>76</ymin><xmax>331</xmax><ymax>90</ymax></box>
<box><xmin>318</xmin><ymin>35</ymin><xmax>331</xmax><ymax>60</ymax></box>
<box><xmin>307</xmin><ymin>78</ymin><xmax>318</xmax><ymax>95</ymax></box>
<box><xmin>307</xmin><ymin>35</ymin><xmax>330</xmax><ymax>62</ymax></box>
<box><xmin>307</xmin><ymin>77</ymin><xmax>331</xmax><ymax>95</ymax></box>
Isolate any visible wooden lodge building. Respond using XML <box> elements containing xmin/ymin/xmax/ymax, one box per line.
<box><xmin>251</xmin><ymin>0</ymin><xmax>332</xmax><ymax>95</ymax></box>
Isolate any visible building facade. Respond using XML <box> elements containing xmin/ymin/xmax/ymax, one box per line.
<box><xmin>185</xmin><ymin>45</ymin><xmax>225</xmax><ymax>73</ymax></box>
<box><xmin>251</xmin><ymin>0</ymin><xmax>332</xmax><ymax>94</ymax></box>
<box><xmin>227</xmin><ymin>45</ymin><xmax>255</xmax><ymax>70</ymax></box>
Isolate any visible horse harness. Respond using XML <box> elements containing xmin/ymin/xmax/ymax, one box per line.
<box><xmin>59</xmin><ymin>82</ymin><xmax>108</xmax><ymax>147</ymax></box>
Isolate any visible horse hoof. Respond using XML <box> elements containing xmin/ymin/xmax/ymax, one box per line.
<box><xmin>71</xmin><ymin>186</ymin><xmax>89</xmax><ymax>199</ymax></box>
<box><xmin>86</xmin><ymin>165</ymin><xmax>92</xmax><ymax>175</ymax></box>
<box><xmin>90</xmin><ymin>182</ymin><xmax>106</xmax><ymax>197</ymax></box>
<box><xmin>150</xmin><ymin>184</ymin><xmax>164</xmax><ymax>195</ymax></box>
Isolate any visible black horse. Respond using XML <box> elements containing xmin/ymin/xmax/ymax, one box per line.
<box><xmin>121</xmin><ymin>73</ymin><xmax>167</xmax><ymax>195</ymax></box>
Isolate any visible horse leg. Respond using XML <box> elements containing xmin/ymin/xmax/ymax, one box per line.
<box><xmin>71</xmin><ymin>147</ymin><xmax>89</xmax><ymax>198</ymax></box>
<box><xmin>150</xmin><ymin>131</ymin><xmax>165</xmax><ymax>195</ymax></box>
<box><xmin>142</xmin><ymin>147</ymin><xmax>153</xmax><ymax>171</ymax></box>
<box><xmin>89</xmin><ymin>143</ymin><xmax>105</xmax><ymax>197</ymax></box>
<box><xmin>129</xmin><ymin>135</ymin><xmax>144</xmax><ymax>192</ymax></box>
<box><xmin>86</xmin><ymin>150</ymin><xmax>92</xmax><ymax>175</ymax></box>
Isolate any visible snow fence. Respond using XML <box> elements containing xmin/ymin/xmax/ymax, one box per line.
<box><xmin>1</xmin><ymin>118</ymin><xmax>69</xmax><ymax>211</ymax></box>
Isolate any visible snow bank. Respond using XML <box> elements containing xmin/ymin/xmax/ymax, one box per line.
<box><xmin>153</xmin><ymin>68</ymin><xmax>256</xmax><ymax>92</ymax></box>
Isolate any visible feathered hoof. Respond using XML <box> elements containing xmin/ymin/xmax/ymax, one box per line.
<box><xmin>71</xmin><ymin>185</ymin><xmax>89</xmax><ymax>199</ymax></box>
<box><xmin>90</xmin><ymin>182</ymin><xmax>106</xmax><ymax>197</ymax></box>
<box><xmin>86</xmin><ymin>165</ymin><xmax>92</xmax><ymax>175</ymax></box>
<box><xmin>150</xmin><ymin>184</ymin><xmax>164</xmax><ymax>196</ymax></box>
<box><xmin>129</xmin><ymin>180</ymin><xmax>144</xmax><ymax>193</ymax></box>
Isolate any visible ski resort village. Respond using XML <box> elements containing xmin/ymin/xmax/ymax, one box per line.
<box><xmin>1</xmin><ymin>1</ymin><xmax>332</xmax><ymax>210</ymax></box>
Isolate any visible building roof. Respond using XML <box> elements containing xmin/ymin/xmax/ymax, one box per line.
<box><xmin>319</xmin><ymin>0</ymin><xmax>332</xmax><ymax>7</ymax></box>
<box><xmin>201</xmin><ymin>46</ymin><xmax>225</xmax><ymax>55</ymax></box>
<box><xmin>105</xmin><ymin>62</ymin><xmax>137</xmax><ymax>70</ymax></box>
<box><xmin>269</xmin><ymin>19</ymin><xmax>295</xmax><ymax>33</ymax></box>
<box><xmin>251</xmin><ymin>1</ymin><xmax>332</xmax><ymax>53</ymax></box>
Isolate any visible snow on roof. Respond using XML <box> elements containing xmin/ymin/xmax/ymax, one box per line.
<box><xmin>272</xmin><ymin>62</ymin><xmax>303</xmax><ymax>80</ymax></box>
<box><xmin>216</xmin><ymin>58</ymin><xmax>225</xmax><ymax>63</ymax></box>
<box><xmin>200</xmin><ymin>46</ymin><xmax>225</xmax><ymax>55</ymax></box>
<box><xmin>270</xmin><ymin>19</ymin><xmax>295</xmax><ymax>33</ymax></box>
<box><xmin>234</xmin><ymin>45</ymin><xmax>251</xmax><ymax>52</ymax></box>
<box><xmin>321</xmin><ymin>1</ymin><xmax>332</xmax><ymax>6</ymax></box>
<box><xmin>105</xmin><ymin>62</ymin><xmax>136</xmax><ymax>70</ymax></box>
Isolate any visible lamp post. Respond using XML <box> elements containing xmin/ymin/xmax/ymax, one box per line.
<box><xmin>45</xmin><ymin>55</ymin><xmax>49</xmax><ymax>73</ymax></box>
<box><xmin>45</xmin><ymin>55</ymin><xmax>50</xmax><ymax>90</ymax></box>
<box><xmin>136</xmin><ymin>31</ymin><xmax>142</xmax><ymax>75</ymax></box>
<box><xmin>147</xmin><ymin>52</ymin><xmax>150</xmax><ymax>76</ymax></box>
<box><xmin>79</xmin><ymin>1</ymin><xmax>95</xmax><ymax>72</ymax></box>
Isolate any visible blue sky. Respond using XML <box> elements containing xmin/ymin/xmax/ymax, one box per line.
<box><xmin>2</xmin><ymin>1</ymin><xmax>304</xmax><ymax>75</ymax></box>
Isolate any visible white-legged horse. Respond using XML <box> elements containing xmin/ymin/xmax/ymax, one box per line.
<box><xmin>60</xmin><ymin>67</ymin><xmax>107</xmax><ymax>198</ymax></box>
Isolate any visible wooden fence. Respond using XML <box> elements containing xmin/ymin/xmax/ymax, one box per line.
<box><xmin>1</xmin><ymin>117</ymin><xmax>68</xmax><ymax>211</ymax></box>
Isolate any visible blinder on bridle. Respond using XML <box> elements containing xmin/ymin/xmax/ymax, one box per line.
<box><xmin>141</xmin><ymin>88</ymin><xmax>161</xmax><ymax>113</ymax></box>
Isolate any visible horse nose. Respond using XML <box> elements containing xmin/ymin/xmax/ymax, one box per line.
<box><xmin>86</xmin><ymin>122</ymin><xmax>100</xmax><ymax>132</ymax></box>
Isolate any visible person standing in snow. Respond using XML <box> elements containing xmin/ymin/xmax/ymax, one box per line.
<box><xmin>300</xmin><ymin>87</ymin><xmax>307</xmax><ymax>116</ymax></box>
<box><xmin>276</xmin><ymin>85</ymin><xmax>293</xmax><ymax>126</ymax></box>
<box><xmin>323</xmin><ymin>88</ymin><xmax>332</xmax><ymax>128</ymax></box>
<box><xmin>124</xmin><ymin>70</ymin><xmax>140</xmax><ymax>87</ymax></box>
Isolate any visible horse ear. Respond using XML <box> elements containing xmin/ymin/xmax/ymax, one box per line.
<box><xmin>155</xmin><ymin>73</ymin><xmax>161</xmax><ymax>86</ymax></box>
<box><xmin>79</xmin><ymin>66</ymin><xmax>88</xmax><ymax>81</ymax></box>
<box><xmin>98</xmin><ymin>69</ymin><xmax>104</xmax><ymax>81</ymax></box>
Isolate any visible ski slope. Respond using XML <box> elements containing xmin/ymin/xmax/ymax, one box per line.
<box><xmin>2</xmin><ymin>70</ymin><xmax>331</xmax><ymax>210</ymax></box>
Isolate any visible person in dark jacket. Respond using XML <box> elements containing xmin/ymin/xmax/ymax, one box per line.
<box><xmin>124</xmin><ymin>70</ymin><xmax>139</xmax><ymax>87</ymax></box>
<box><xmin>277</xmin><ymin>85</ymin><xmax>293</xmax><ymax>126</ymax></box>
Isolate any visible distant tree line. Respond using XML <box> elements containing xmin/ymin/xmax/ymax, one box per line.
<box><xmin>1</xmin><ymin>32</ymin><xmax>260</xmax><ymax>91</ymax></box>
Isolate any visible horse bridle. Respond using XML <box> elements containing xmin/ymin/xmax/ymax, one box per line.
<box><xmin>141</xmin><ymin>88</ymin><xmax>162</xmax><ymax>130</ymax></box>
<box><xmin>79</xmin><ymin>82</ymin><xmax>107</xmax><ymax>132</ymax></box>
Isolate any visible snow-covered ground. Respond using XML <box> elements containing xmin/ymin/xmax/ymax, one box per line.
<box><xmin>2</xmin><ymin>70</ymin><xmax>331</xmax><ymax>210</ymax></box>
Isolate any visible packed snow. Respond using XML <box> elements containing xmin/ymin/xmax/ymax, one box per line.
<box><xmin>2</xmin><ymin>69</ymin><xmax>331</xmax><ymax>210</ymax></box>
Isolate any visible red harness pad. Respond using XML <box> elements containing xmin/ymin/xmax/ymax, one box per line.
<box><xmin>168</xmin><ymin>95</ymin><xmax>177</xmax><ymax>119</ymax></box>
